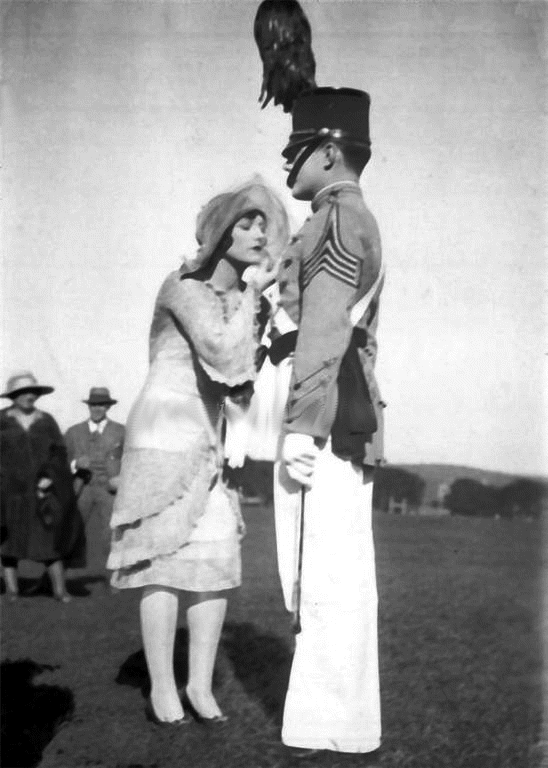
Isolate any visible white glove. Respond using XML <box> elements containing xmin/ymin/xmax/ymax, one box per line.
<box><xmin>242</xmin><ymin>253</ymin><xmax>277</xmax><ymax>293</ymax></box>
<box><xmin>224</xmin><ymin>397</ymin><xmax>251</xmax><ymax>469</ymax></box>
<box><xmin>282</xmin><ymin>433</ymin><xmax>319</xmax><ymax>488</ymax></box>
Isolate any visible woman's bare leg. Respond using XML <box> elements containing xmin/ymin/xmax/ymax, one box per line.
<box><xmin>47</xmin><ymin>560</ymin><xmax>70</xmax><ymax>601</ymax></box>
<box><xmin>140</xmin><ymin>586</ymin><xmax>184</xmax><ymax>722</ymax></box>
<box><xmin>3</xmin><ymin>566</ymin><xmax>19</xmax><ymax>597</ymax></box>
<box><xmin>186</xmin><ymin>591</ymin><xmax>228</xmax><ymax>718</ymax></box>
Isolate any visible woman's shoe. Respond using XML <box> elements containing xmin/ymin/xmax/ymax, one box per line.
<box><xmin>6</xmin><ymin>590</ymin><xmax>19</xmax><ymax>603</ymax></box>
<box><xmin>181</xmin><ymin>689</ymin><xmax>228</xmax><ymax>726</ymax></box>
<box><xmin>145</xmin><ymin>698</ymin><xmax>191</xmax><ymax>727</ymax></box>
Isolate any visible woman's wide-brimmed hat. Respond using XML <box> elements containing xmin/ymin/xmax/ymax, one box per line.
<box><xmin>83</xmin><ymin>387</ymin><xmax>117</xmax><ymax>406</ymax></box>
<box><xmin>1</xmin><ymin>371</ymin><xmax>54</xmax><ymax>399</ymax></box>
<box><xmin>182</xmin><ymin>176</ymin><xmax>289</xmax><ymax>273</ymax></box>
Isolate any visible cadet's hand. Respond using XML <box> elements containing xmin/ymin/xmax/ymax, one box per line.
<box><xmin>282</xmin><ymin>433</ymin><xmax>319</xmax><ymax>488</ymax></box>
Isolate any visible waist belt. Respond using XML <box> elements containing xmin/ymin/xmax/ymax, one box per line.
<box><xmin>268</xmin><ymin>328</ymin><xmax>367</xmax><ymax>367</ymax></box>
<box><xmin>268</xmin><ymin>331</ymin><xmax>298</xmax><ymax>366</ymax></box>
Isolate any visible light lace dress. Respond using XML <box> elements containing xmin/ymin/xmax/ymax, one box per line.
<box><xmin>107</xmin><ymin>271</ymin><xmax>259</xmax><ymax>591</ymax></box>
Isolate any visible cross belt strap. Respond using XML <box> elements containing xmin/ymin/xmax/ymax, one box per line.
<box><xmin>350</xmin><ymin>262</ymin><xmax>385</xmax><ymax>327</ymax></box>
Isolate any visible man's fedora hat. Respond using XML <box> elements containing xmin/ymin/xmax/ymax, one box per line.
<box><xmin>83</xmin><ymin>387</ymin><xmax>117</xmax><ymax>406</ymax></box>
<box><xmin>282</xmin><ymin>87</ymin><xmax>371</xmax><ymax>159</ymax></box>
<box><xmin>1</xmin><ymin>371</ymin><xmax>54</xmax><ymax>399</ymax></box>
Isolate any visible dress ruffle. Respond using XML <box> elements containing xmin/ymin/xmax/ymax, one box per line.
<box><xmin>111</xmin><ymin>482</ymin><xmax>244</xmax><ymax>591</ymax></box>
<box><xmin>107</xmin><ymin>441</ymin><xmax>216</xmax><ymax>571</ymax></box>
<box><xmin>109</xmin><ymin>437</ymin><xmax>214</xmax><ymax>527</ymax></box>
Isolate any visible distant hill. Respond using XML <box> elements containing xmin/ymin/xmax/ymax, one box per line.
<box><xmin>393</xmin><ymin>463</ymin><xmax>548</xmax><ymax>505</ymax></box>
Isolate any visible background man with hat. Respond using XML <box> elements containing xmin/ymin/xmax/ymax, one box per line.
<box><xmin>65</xmin><ymin>387</ymin><xmax>125</xmax><ymax>578</ymax></box>
<box><xmin>271</xmin><ymin>87</ymin><xmax>385</xmax><ymax>759</ymax></box>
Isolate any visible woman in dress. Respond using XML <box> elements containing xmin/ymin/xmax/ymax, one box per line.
<box><xmin>0</xmin><ymin>372</ymin><xmax>85</xmax><ymax>602</ymax></box>
<box><xmin>108</xmin><ymin>179</ymin><xmax>288</xmax><ymax>726</ymax></box>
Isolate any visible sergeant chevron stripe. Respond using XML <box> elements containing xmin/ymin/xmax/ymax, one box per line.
<box><xmin>302</xmin><ymin>206</ymin><xmax>361</xmax><ymax>289</ymax></box>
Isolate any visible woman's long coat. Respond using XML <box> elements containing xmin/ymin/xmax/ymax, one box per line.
<box><xmin>0</xmin><ymin>407</ymin><xmax>85</xmax><ymax>566</ymax></box>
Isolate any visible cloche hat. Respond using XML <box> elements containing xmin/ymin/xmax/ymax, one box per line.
<box><xmin>181</xmin><ymin>176</ymin><xmax>289</xmax><ymax>274</ymax></box>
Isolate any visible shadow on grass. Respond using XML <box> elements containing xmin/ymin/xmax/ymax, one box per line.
<box><xmin>65</xmin><ymin>575</ymin><xmax>106</xmax><ymax>597</ymax></box>
<box><xmin>222</xmin><ymin>621</ymin><xmax>292</xmax><ymax>724</ymax></box>
<box><xmin>115</xmin><ymin>622</ymin><xmax>292</xmax><ymax>724</ymax></box>
<box><xmin>0</xmin><ymin>574</ymin><xmax>107</xmax><ymax>598</ymax></box>
<box><xmin>1</xmin><ymin>659</ymin><xmax>74</xmax><ymax>768</ymax></box>
<box><xmin>115</xmin><ymin>627</ymin><xmax>192</xmax><ymax>697</ymax></box>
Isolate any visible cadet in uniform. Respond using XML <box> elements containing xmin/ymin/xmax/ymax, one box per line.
<box><xmin>272</xmin><ymin>87</ymin><xmax>385</xmax><ymax>758</ymax></box>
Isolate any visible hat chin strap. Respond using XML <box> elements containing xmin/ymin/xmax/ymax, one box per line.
<box><xmin>287</xmin><ymin>130</ymin><xmax>330</xmax><ymax>189</ymax></box>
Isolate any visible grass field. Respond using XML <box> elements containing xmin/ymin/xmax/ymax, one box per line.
<box><xmin>1</xmin><ymin>508</ymin><xmax>543</xmax><ymax>768</ymax></box>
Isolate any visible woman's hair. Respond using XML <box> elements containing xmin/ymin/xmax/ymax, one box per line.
<box><xmin>214</xmin><ymin>209</ymin><xmax>266</xmax><ymax>258</ymax></box>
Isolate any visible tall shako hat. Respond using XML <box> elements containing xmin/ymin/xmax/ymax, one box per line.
<box><xmin>283</xmin><ymin>87</ymin><xmax>371</xmax><ymax>186</ymax></box>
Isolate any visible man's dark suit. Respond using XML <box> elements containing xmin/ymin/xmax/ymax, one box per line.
<box><xmin>65</xmin><ymin>419</ymin><xmax>125</xmax><ymax>570</ymax></box>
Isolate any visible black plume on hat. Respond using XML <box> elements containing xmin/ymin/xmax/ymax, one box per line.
<box><xmin>254</xmin><ymin>0</ymin><xmax>317</xmax><ymax>112</ymax></box>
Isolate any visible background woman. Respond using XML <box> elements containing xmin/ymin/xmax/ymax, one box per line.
<box><xmin>0</xmin><ymin>372</ymin><xmax>85</xmax><ymax>602</ymax></box>
<box><xmin>107</xmin><ymin>180</ymin><xmax>288</xmax><ymax>726</ymax></box>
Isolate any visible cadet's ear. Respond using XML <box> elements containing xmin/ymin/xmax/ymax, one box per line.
<box><xmin>322</xmin><ymin>142</ymin><xmax>338</xmax><ymax>170</ymax></box>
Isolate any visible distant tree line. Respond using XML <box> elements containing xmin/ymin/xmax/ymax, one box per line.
<box><xmin>373</xmin><ymin>466</ymin><xmax>546</xmax><ymax>519</ymax></box>
<box><xmin>227</xmin><ymin>461</ymin><xmax>546</xmax><ymax>519</ymax></box>
<box><xmin>372</xmin><ymin>467</ymin><xmax>425</xmax><ymax>512</ymax></box>
<box><xmin>443</xmin><ymin>477</ymin><xmax>546</xmax><ymax>519</ymax></box>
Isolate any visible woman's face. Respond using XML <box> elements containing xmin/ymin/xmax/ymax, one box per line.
<box><xmin>226</xmin><ymin>213</ymin><xmax>267</xmax><ymax>266</ymax></box>
<box><xmin>13</xmin><ymin>391</ymin><xmax>37</xmax><ymax>413</ymax></box>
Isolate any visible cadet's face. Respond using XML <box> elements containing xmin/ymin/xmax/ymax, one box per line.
<box><xmin>89</xmin><ymin>404</ymin><xmax>109</xmax><ymax>423</ymax></box>
<box><xmin>226</xmin><ymin>214</ymin><xmax>267</xmax><ymax>265</ymax></box>
<box><xmin>283</xmin><ymin>146</ymin><xmax>324</xmax><ymax>201</ymax></box>
<box><xmin>13</xmin><ymin>392</ymin><xmax>37</xmax><ymax>413</ymax></box>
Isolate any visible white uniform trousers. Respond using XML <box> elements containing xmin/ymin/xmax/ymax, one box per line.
<box><xmin>274</xmin><ymin>445</ymin><xmax>381</xmax><ymax>752</ymax></box>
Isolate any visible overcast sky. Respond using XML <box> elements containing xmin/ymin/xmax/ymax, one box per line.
<box><xmin>1</xmin><ymin>0</ymin><xmax>546</xmax><ymax>476</ymax></box>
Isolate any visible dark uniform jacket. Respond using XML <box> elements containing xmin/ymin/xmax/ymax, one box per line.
<box><xmin>277</xmin><ymin>181</ymin><xmax>385</xmax><ymax>466</ymax></box>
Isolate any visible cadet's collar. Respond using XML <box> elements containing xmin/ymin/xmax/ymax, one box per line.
<box><xmin>311</xmin><ymin>181</ymin><xmax>362</xmax><ymax>212</ymax></box>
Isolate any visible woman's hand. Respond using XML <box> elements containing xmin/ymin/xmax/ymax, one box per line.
<box><xmin>243</xmin><ymin>252</ymin><xmax>278</xmax><ymax>293</ymax></box>
<box><xmin>36</xmin><ymin>476</ymin><xmax>53</xmax><ymax>499</ymax></box>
